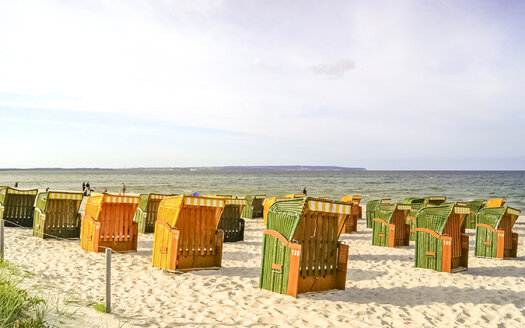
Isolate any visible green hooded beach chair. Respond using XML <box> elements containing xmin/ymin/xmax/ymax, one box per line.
<box><xmin>414</xmin><ymin>202</ymin><xmax>469</xmax><ymax>273</ymax></box>
<box><xmin>0</xmin><ymin>187</ymin><xmax>38</xmax><ymax>227</ymax></box>
<box><xmin>475</xmin><ymin>206</ymin><xmax>520</xmax><ymax>259</ymax></box>
<box><xmin>372</xmin><ymin>203</ymin><xmax>411</xmax><ymax>247</ymax></box>
<box><xmin>33</xmin><ymin>191</ymin><xmax>84</xmax><ymax>239</ymax></box>
<box><xmin>366</xmin><ymin>199</ymin><xmax>391</xmax><ymax>228</ymax></box>
<box><xmin>464</xmin><ymin>199</ymin><xmax>486</xmax><ymax>229</ymax></box>
<box><xmin>404</xmin><ymin>196</ymin><xmax>446</xmax><ymax>241</ymax></box>
<box><xmin>134</xmin><ymin>193</ymin><xmax>174</xmax><ymax>233</ymax></box>
<box><xmin>241</xmin><ymin>195</ymin><xmax>266</xmax><ymax>219</ymax></box>
<box><xmin>259</xmin><ymin>197</ymin><xmax>350</xmax><ymax>297</ymax></box>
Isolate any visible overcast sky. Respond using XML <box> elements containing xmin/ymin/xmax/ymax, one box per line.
<box><xmin>1</xmin><ymin>0</ymin><xmax>524</xmax><ymax>169</ymax></box>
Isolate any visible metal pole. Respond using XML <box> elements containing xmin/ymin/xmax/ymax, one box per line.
<box><xmin>105</xmin><ymin>248</ymin><xmax>111</xmax><ymax>313</ymax></box>
<box><xmin>0</xmin><ymin>219</ymin><xmax>4</xmax><ymax>261</ymax></box>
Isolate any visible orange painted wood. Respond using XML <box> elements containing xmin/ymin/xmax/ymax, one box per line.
<box><xmin>441</xmin><ymin>236</ymin><xmax>452</xmax><ymax>273</ymax></box>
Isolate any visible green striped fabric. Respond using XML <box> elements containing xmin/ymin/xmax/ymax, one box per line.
<box><xmin>416</xmin><ymin>203</ymin><xmax>455</xmax><ymax>235</ymax></box>
<box><xmin>266</xmin><ymin>198</ymin><xmax>305</xmax><ymax>241</ymax></box>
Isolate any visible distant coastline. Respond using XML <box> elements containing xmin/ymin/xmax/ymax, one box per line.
<box><xmin>0</xmin><ymin>166</ymin><xmax>366</xmax><ymax>172</ymax></box>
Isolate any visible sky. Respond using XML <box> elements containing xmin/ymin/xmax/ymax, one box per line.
<box><xmin>0</xmin><ymin>0</ymin><xmax>524</xmax><ymax>170</ymax></box>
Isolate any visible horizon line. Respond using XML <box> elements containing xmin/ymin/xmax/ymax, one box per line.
<box><xmin>1</xmin><ymin>166</ymin><xmax>524</xmax><ymax>172</ymax></box>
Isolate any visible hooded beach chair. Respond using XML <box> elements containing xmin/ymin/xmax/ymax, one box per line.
<box><xmin>152</xmin><ymin>195</ymin><xmax>225</xmax><ymax>272</ymax></box>
<box><xmin>464</xmin><ymin>199</ymin><xmax>486</xmax><ymax>229</ymax></box>
<box><xmin>134</xmin><ymin>193</ymin><xmax>174</xmax><ymax>233</ymax></box>
<box><xmin>216</xmin><ymin>196</ymin><xmax>246</xmax><ymax>242</ymax></box>
<box><xmin>404</xmin><ymin>196</ymin><xmax>446</xmax><ymax>241</ymax></box>
<box><xmin>372</xmin><ymin>203</ymin><xmax>411</xmax><ymax>247</ymax></box>
<box><xmin>263</xmin><ymin>197</ymin><xmax>287</xmax><ymax>226</ymax></box>
<box><xmin>340</xmin><ymin>195</ymin><xmax>362</xmax><ymax>233</ymax></box>
<box><xmin>414</xmin><ymin>202</ymin><xmax>469</xmax><ymax>273</ymax></box>
<box><xmin>259</xmin><ymin>197</ymin><xmax>350</xmax><ymax>297</ymax></box>
<box><xmin>486</xmin><ymin>198</ymin><xmax>506</xmax><ymax>208</ymax></box>
<box><xmin>366</xmin><ymin>199</ymin><xmax>391</xmax><ymax>228</ymax></box>
<box><xmin>0</xmin><ymin>187</ymin><xmax>38</xmax><ymax>227</ymax></box>
<box><xmin>80</xmin><ymin>193</ymin><xmax>140</xmax><ymax>253</ymax></box>
<box><xmin>33</xmin><ymin>191</ymin><xmax>83</xmax><ymax>239</ymax></box>
<box><xmin>241</xmin><ymin>195</ymin><xmax>266</xmax><ymax>219</ymax></box>
<box><xmin>475</xmin><ymin>205</ymin><xmax>520</xmax><ymax>258</ymax></box>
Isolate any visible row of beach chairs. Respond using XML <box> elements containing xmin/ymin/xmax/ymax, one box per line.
<box><xmin>0</xmin><ymin>186</ymin><xmax>520</xmax><ymax>298</ymax></box>
<box><xmin>366</xmin><ymin>196</ymin><xmax>520</xmax><ymax>273</ymax></box>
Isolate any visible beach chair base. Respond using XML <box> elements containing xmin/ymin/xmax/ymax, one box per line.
<box><xmin>260</xmin><ymin>229</ymin><xmax>348</xmax><ymax>298</ymax></box>
<box><xmin>152</xmin><ymin>221</ymin><xmax>224</xmax><ymax>271</ymax></box>
<box><xmin>4</xmin><ymin>217</ymin><xmax>34</xmax><ymax>228</ymax></box>
<box><xmin>81</xmin><ymin>215</ymin><xmax>139</xmax><ymax>253</ymax></box>
<box><xmin>219</xmin><ymin>217</ymin><xmax>245</xmax><ymax>242</ymax></box>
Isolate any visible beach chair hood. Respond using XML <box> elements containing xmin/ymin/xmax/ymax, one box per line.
<box><xmin>416</xmin><ymin>203</ymin><xmax>467</xmax><ymax>235</ymax></box>
<box><xmin>477</xmin><ymin>206</ymin><xmax>520</xmax><ymax>229</ymax></box>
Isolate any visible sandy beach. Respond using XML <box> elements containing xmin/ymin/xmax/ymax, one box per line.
<box><xmin>2</xmin><ymin>213</ymin><xmax>525</xmax><ymax>327</ymax></box>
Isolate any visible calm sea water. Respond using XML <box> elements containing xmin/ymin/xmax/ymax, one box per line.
<box><xmin>1</xmin><ymin>170</ymin><xmax>524</xmax><ymax>210</ymax></box>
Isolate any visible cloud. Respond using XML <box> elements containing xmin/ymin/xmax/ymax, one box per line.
<box><xmin>310</xmin><ymin>59</ymin><xmax>355</xmax><ymax>79</ymax></box>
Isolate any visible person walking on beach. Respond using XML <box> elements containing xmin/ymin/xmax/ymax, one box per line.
<box><xmin>121</xmin><ymin>183</ymin><xmax>126</xmax><ymax>195</ymax></box>
<box><xmin>302</xmin><ymin>187</ymin><xmax>307</xmax><ymax>196</ymax></box>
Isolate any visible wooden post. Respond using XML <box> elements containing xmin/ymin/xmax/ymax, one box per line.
<box><xmin>105</xmin><ymin>248</ymin><xmax>111</xmax><ymax>313</ymax></box>
<box><xmin>0</xmin><ymin>219</ymin><xmax>4</xmax><ymax>261</ymax></box>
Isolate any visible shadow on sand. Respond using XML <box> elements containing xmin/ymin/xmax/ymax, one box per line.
<box><xmin>349</xmin><ymin>253</ymin><xmax>414</xmax><ymax>262</ymax></box>
<box><xmin>306</xmin><ymin>285</ymin><xmax>525</xmax><ymax>306</ymax></box>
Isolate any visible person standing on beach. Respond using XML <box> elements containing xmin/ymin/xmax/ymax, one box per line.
<box><xmin>121</xmin><ymin>183</ymin><xmax>126</xmax><ymax>195</ymax></box>
<box><xmin>14</xmin><ymin>182</ymin><xmax>18</xmax><ymax>188</ymax></box>
<box><xmin>82</xmin><ymin>182</ymin><xmax>85</xmax><ymax>192</ymax></box>
<box><xmin>302</xmin><ymin>187</ymin><xmax>307</xmax><ymax>196</ymax></box>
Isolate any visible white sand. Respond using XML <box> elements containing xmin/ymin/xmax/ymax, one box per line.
<box><xmin>2</xmin><ymin>216</ymin><xmax>525</xmax><ymax>327</ymax></box>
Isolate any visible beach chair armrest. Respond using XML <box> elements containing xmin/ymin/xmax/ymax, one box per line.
<box><xmin>83</xmin><ymin>214</ymin><xmax>98</xmax><ymax>226</ymax></box>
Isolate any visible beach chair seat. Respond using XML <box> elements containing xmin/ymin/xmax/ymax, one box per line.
<box><xmin>372</xmin><ymin>203</ymin><xmax>411</xmax><ymax>247</ymax></box>
<box><xmin>33</xmin><ymin>191</ymin><xmax>83</xmax><ymax>239</ymax></box>
<box><xmin>152</xmin><ymin>195</ymin><xmax>225</xmax><ymax>271</ymax></box>
<box><xmin>259</xmin><ymin>197</ymin><xmax>350</xmax><ymax>297</ymax></box>
<box><xmin>475</xmin><ymin>206</ymin><xmax>520</xmax><ymax>258</ymax></box>
<box><xmin>464</xmin><ymin>199</ymin><xmax>486</xmax><ymax>229</ymax></box>
<box><xmin>241</xmin><ymin>195</ymin><xmax>266</xmax><ymax>219</ymax></box>
<box><xmin>366</xmin><ymin>199</ymin><xmax>390</xmax><ymax>228</ymax></box>
<box><xmin>134</xmin><ymin>193</ymin><xmax>173</xmax><ymax>233</ymax></box>
<box><xmin>415</xmin><ymin>202</ymin><xmax>469</xmax><ymax>273</ymax></box>
<box><xmin>217</xmin><ymin>197</ymin><xmax>246</xmax><ymax>242</ymax></box>
<box><xmin>263</xmin><ymin>197</ymin><xmax>287</xmax><ymax>226</ymax></box>
<box><xmin>404</xmin><ymin>196</ymin><xmax>446</xmax><ymax>241</ymax></box>
<box><xmin>80</xmin><ymin>193</ymin><xmax>140</xmax><ymax>253</ymax></box>
<box><xmin>0</xmin><ymin>187</ymin><xmax>38</xmax><ymax>227</ymax></box>
<box><xmin>340</xmin><ymin>195</ymin><xmax>362</xmax><ymax>233</ymax></box>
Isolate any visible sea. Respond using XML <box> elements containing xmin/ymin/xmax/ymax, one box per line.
<box><xmin>1</xmin><ymin>170</ymin><xmax>524</xmax><ymax>210</ymax></box>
